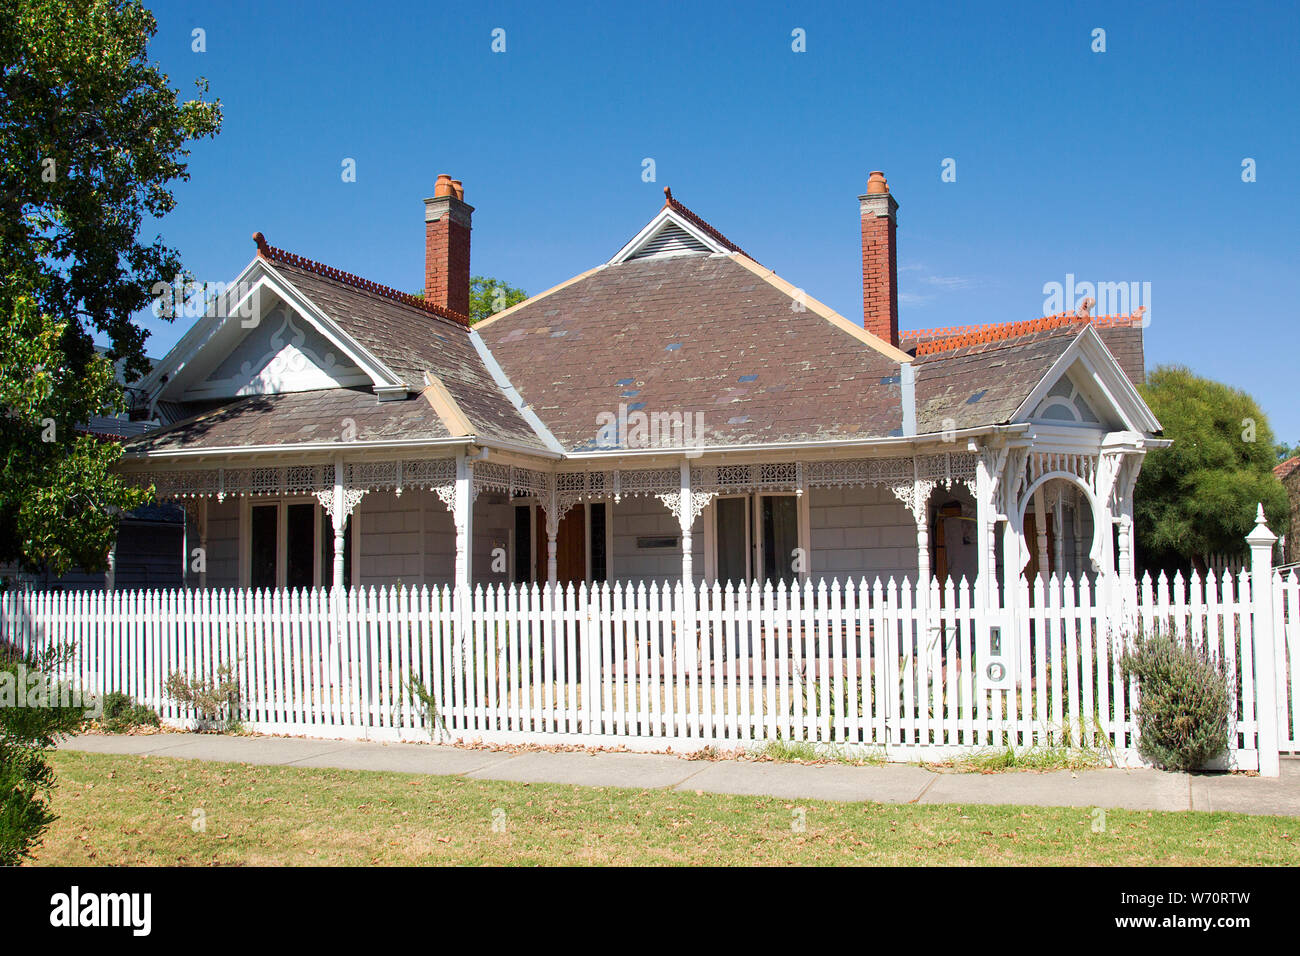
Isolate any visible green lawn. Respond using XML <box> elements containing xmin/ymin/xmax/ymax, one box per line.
<box><xmin>31</xmin><ymin>750</ymin><xmax>1299</xmax><ymax>866</ymax></box>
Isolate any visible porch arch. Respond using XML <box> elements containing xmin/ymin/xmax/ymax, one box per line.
<box><xmin>1013</xmin><ymin>470</ymin><xmax>1104</xmax><ymax>579</ymax></box>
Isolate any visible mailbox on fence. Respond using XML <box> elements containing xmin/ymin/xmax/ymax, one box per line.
<box><xmin>980</xmin><ymin>622</ymin><xmax>1014</xmax><ymax>691</ymax></box>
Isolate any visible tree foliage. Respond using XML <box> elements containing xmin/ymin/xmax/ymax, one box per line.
<box><xmin>1135</xmin><ymin>365</ymin><xmax>1288</xmax><ymax>571</ymax></box>
<box><xmin>469</xmin><ymin>275</ymin><xmax>526</xmax><ymax>323</ymax></box>
<box><xmin>411</xmin><ymin>276</ymin><xmax>528</xmax><ymax>324</ymax></box>
<box><xmin>0</xmin><ymin>292</ymin><xmax>152</xmax><ymax>573</ymax></box>
<box><xmin>0</xmin><ymin>0</ymin><xmax>220</xmax><ymax>573</ymax></box>
<box><xmin>1</xmin><ymin>0</ymin><xmax>222</xmax><ymax>380</ymax></box>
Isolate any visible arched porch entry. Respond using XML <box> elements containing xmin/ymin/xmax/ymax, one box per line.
<box><xmin>1014</xmin><ymin>473</ymin><xmax>1099</xmax><ymax>584</ymax></box>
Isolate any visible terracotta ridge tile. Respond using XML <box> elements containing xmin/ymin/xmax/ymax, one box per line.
<box><xmin>661</xmin><ymin>187</ymin><xmax>752</xmax><ymax>260</ymax></box>
<box><xmin>906</xmin><ymin>310</ymin><xmax>1146</xmax><ymax>357</ymax></box>
<box><xmin>252</xmin><ymin>231</ymin><xmax>471</xmax><ymax>327</ymax></box>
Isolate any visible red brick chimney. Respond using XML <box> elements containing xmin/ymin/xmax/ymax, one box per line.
<box><xmin>424</xmin><ymin>174</ymin><xmax>473</xmax><ymax>316</ymax></box>
<box><xmin>859</xmin><ymin>170</ymin><xmax>899</xmax><ymax>348</ymax></box>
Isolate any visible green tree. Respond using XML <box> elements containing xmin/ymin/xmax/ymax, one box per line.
<box><xmin>469</xmin><ymin>275</ymin><xmax>526</xmax><ymax>323</ymax></box>
<box><xmin>0</xmin><ymin>639</ymin><xmax>88</xmax><ymax>865</ymax></box>
<box><xmin>0</xmin><ymin>0</ymin><xmax>220</xmax><ymax>572</ymax></box>
<box><xmin>1135</xmin><ymin>366</ymin><xmax>1289</xmax><ymax>572</ymax></box>
<box><xmin>0</xmin><ymin>292</ymin><xmax>152</xmax><ymax>573</ymax></box>
<box><xmin>411</xmin><ymin>276</ymin><xmax>528</xmax><ymax>324</ymax></box>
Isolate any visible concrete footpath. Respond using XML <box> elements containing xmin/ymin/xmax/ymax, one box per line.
<box><xmin>59</xmin><ymin>733</ymin><xmax>1300</xmax><ymax>817</ymax></box>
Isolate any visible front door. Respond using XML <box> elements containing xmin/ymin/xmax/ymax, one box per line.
<box><xmin>535</xmin><ymin>506</ymin><xmax>587</xmax><ymax>586</ymax></box>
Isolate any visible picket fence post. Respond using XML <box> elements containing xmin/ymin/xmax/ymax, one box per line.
<box><xmin>1246</xmin><ymin>504</ymin><xmax>1280</xmax><ymax>777</ymax></box>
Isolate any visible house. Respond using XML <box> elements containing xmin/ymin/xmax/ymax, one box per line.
<box><xmin>0</xmin><ymin>356</ymin><xmax>185</xmax><ymax>591</ymax></box>
<box><xmin>115</xmin><ymin>171</ymin><xmax>1165</xmax><ymax>608</ymax></box>
<box><xmin>1275</xmin><ymin>455</ymin><xmax>1300</xmax><ymax>564</ymax></box>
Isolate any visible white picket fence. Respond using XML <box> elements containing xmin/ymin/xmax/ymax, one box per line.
<box><xmin>3</xmin><ymin>568</ymin><xmax>1296</xmax><ymax>769</ymax></box>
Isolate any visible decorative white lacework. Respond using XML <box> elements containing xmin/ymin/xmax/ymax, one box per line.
<box><xmin>656</xmin><ymin>490</ymin><xmax>717</xmax><ymax>525</ymax></box>
<box><xmin>346</xmin><ymin>458</ymin><xmax>456</xmax><ymax>496</ymax></box>
<box><xmin>803</xmin><ymin>456</ymin><xmax>913</xmax><ymax>490</ymax></box>
<box><xmin>610</xmin><ymin>468</ymin><xmax>678</xmax><ymax>500</ymax></box>
<box><xmin>917</xmin><ymin>451</ymin><xmax>978</xmax><ymax>493</ymax></box>
<box><xmin>472</xmin><ymin>462</ymin><xmax>555</xmax><ymax>502</ymax></box>
<box><xmin>136</xmin><ymin>458</ymin><xmax>459</xmax><ymax>503</ymax></box>
<box><xmin>691</xmin><ymin>461</ymin><xmax>802</xmax><ymax>494</ymax></box>
<box><xmin>314</xmin><ymin>487</ymin><xmax>367</xmax><ymax>530</ymax></box>
<box><xmin>555</xmin><ymin>470</ymin><xmax>611</xmax><ymax>506</ymax></box>
<box><xmin>136</xmin><ymin>450</ymin><xmax>999</xmax><ymax>528</ymax></box>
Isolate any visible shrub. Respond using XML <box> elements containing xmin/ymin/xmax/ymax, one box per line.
<box><xmin>164</xmin><ymin>664</ymin><xmax>241</xmax><ymax>732</ymax></box>
<box><xmin>1120</xmin><ymin>629</ymin><xmax>1231</xmax><ymax>771</ymax></box>
<box><xmin>99</xmin><ymin>691</ymin><xmax>160</xmax><ymax>734</ymax></box>
<box><xmin>0</xmin><ymin>640</ymin><xmax>89</xmax><ymax>865</ymax></box>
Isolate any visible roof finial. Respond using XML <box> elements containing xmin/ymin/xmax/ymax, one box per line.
<box><xmin>1077</xmin><ymin>296</ymin><xmax>1094</xmax><ymax>319</ymax></box>
<box><xmin>663</xmin><ymin>186</ymin><xmax>673</xmax><ymax>205</ymax></box>
<box><xmin>252</xmin><ymin>231</ymin><xmax>270</xmax><ymax>257</ymax></box>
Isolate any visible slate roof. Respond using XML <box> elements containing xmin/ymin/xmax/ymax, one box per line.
<box><xmin>912</xmin><ymin>323</ymin><xmax>1082</xmax><ymax>434</ymax></box>
<box><xmin>130</xmin><ymin>204</ymin><xmax>1150</xmax><ymax>461</ymax></box>
<box><xmin>123</xmin><ymin>387</ymin><xmax>455</xmax><ymax>453</ymax></box>
<box><xmin>902</xmin><ymin>312</ymin><xmax>1146</xmax><ymax>385</ymax></box>
<box><xmin>266</xmin><ymin>257</ymin><xmax>544</xmax><ymax>450</ymax></box>
<box><xmin>477</xmin><ymin>254</ymin><xmax>905</xmax><ymax>451</ymax></box>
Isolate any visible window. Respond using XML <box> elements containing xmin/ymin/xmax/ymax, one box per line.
<box><xmin>715</xmin><ymin>496</ymin><xmax>750</xmax><ymax>585</ymax></box>
<box><xmin>247</xmin><ymin>498</ymin><xmax>350</xmax><ymax>588</ymax></box>
<box><xmin>286</xmin><ymin>503</ymin><xmax>315</xmax><ymax>588</ymax></box>
<box><xmin>513</xmin><ymin>505</ymin><xmax>532</xmax><ymax>584</ymax></box>
<box><xmin>1034</xmin><ymin>375</ymin><xmax>1102</xmax><ymax>424</ymax></box>
<box><xmin>761</xmin><ymin>495</ymin><xmax>800</xmax><ymax>584</ymax></box>
<box><xmin>589</xmin><ymin>502</ymin><xmax>608</xmax><ymax>583</ymax></box>
<box><xmin>708</xmin><ymin>493</ymin><xmax>803</xmax><ymax>585</ymax></box>
<box><xmin>250</xmin><ymin>504</ymin><xmax>278</xmax><ymax>588</ymax></box>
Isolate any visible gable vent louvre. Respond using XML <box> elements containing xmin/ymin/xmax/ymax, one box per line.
<box><xmin>629</xmin><ymin>222</ymin><xmax>710</xmax><ymax>260</ymax></box>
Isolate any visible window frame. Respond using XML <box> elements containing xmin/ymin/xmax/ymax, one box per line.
<box><xmin>704</xmin><ymin>490</ymin><xmax>809</xmax><ymax>586</ymax></box>
<box><xmin>240</xmin><ymin>496</ymin><xmax>360</xmax><ymax>588</ymax></box>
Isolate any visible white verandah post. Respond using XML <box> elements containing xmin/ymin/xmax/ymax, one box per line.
<box><xmin>198</xmin><ymin>498</ymin><xmax>209</xmax><ymax>590</ymax></box>
<box><xmin>975</xmin><ymin>452</ymin><xmax>995</xmax><ymax>610</ymax></box>
<box><xmin>331</xmin><ymin>457</ymin><xmax>347</xmax><ymax>591</ymax></box>
<box><xmin>453</xmin><ymin>454</ymin><xmax>474</xmax><ymax>593</ymax></box>
<box><xmin>1033</xmin><ymin>486</ymin><xmax>1049</xmax><ymax>584</ymax></box>
<box><xmin>678</xmin><ymin>461</ymin><xmax>693</xmax><ymax>586</ymax></box>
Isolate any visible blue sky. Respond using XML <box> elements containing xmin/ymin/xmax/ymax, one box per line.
<box><xmin>136</xmin><ymin>0</ymin><xmax>1300</xmax><ymax>442</ymax></box>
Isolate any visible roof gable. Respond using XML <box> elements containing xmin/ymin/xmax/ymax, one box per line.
<box><xmin>1010</xmin><ymin>325</ymin><xmax>1161</xmax><ymax>434</ymax></box>
<box><xmin>137</xmin><ymin>240</ymin><xmax>551</xmax><ymax>453</ymax></box>
<box><xmin>179</xmin><ymin>303</ymin><xmax>369</xmax><ymax>400</ymax></box>
<box><xmin>609</xmin><ymin>189</ymin><xmax>751</xmax><ymax>264</ymax></box>
<box><xmin>142</xmin><ymin>259</ymin><xmax>409</xmax><ymax>408</ymax></box>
